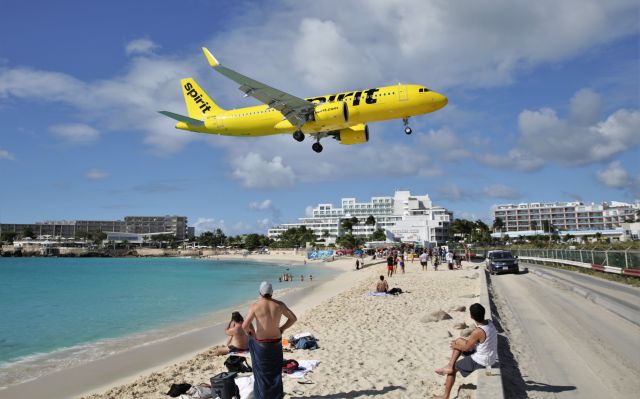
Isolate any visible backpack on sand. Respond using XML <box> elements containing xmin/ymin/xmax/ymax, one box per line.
<box><xmin>224</xmin><ymin>355</ymin><xmax>252</xmax><ymax>373</ymax></box>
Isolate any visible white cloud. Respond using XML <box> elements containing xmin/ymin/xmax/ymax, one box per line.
<box><xmin>517</xmin><ymin>103</ymin><xmax>640</xmax><ymax>165</ymax></box>
<box><xmin>305</xmin><ymin>206</ymin><xmax>314</xmax><ymax>217</ymax></box>
<box><xmin>478</xmin><ymin>149</ymin><xmax>545</xmax><ymax>172</ymax></box>
<box><xmin>249</xmin><ymin>199</ymin><xmax>273</xmax><ymax>211</ymax></box>
<box><xmin>257</xmin><ymin>218</ymin><xmax>271</xmax><ymax>228</ymax></box>
<box><xmin>480</xmin><ymin>89</ymin><xmax>640</xmax><ymax>170</ymax></box>
<box><xmin>125</xmin><ymin>38</ymin><xmax>160</xmax><ymax>56</ymax></box>
<box><xmin>418</xmin><ymin>127</ymin><xmax>471</xmax><ymax>161</ymax></box>
<box><xmin>84</xmin><ymin>168</ymin><xmax>110</xmax><ymax>180</ymax></box>
<box><xmin>192</xmin><ymin>217</ymin><xmax>226</xmax><ymax>235</ymax></box>
<box><xmin>232</xmin><ymin>152</ymin><xmax>296</xmax><ymax>189</ymax></box>
<box><xmin>50</xmin><ymin>123</ymin><xmax>100</xmax><ymax>144</ymax></box>
<box><xmin>596</xmin><ymin>161</ymin><xmax>632</xmax><ymax>188</ymax></box>
<box><xmin>482</xmin><ymin>184</ymin><xmax>521</xmax><ymax>199</ymax></box>
<box><xmin>0</xmin><ymin>149</ymin><xmax>15</xmax><ymax>160</ymax></box>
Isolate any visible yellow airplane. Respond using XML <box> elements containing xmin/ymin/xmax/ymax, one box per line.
<box><xmin>160</xmin><ymin>48</ymin><xmax>447</xmax><ymax>153</ymax></box>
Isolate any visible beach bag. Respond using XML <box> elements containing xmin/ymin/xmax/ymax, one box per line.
<box><xmin>210</xmin><ymin>371</ymin><xmax>239</xmax><ymax>399</ymax></box>
<box><xmin>282</xmin><ymin>359</ymin><xmax>300</xmax><ymax>374</ymax></box>
<box><xmin>295</xmin><ymin>336</ymin><xmax>318</xmax><ymax>350</ymax></box>
<box><xmin>186</xmin><ymin>384</ymin><xmax>213</xmax><ymax>398</ymax></box>
<box><xmin>224</xmin><ymin>355</ymin><xmax>252</xmax><ymax>373</ymax></box>
<box><xmin>388</xmin><ymin>287</ymin><xmax>403</xmax><ymax>295</ymax></box>
<box><xmin>167</xmin><ymin>383</ymin><xmax>192</xmax><ymax>397</ymax></box>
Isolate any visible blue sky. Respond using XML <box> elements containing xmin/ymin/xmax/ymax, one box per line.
<box><xmin>1</xmin><ymin>0</ymin><xmax>639</xmax><ymax>235</ymax></box>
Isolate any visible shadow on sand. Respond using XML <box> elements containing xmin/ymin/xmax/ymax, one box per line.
<box><xmin>288</xmin><ymin>385</ymin><xmax>405</xmax><ymax>398</ymax></box>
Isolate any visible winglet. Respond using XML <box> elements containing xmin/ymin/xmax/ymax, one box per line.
<box><xmin>202</xmin><ymin>47</ymin><xmax>219</xmax><ymax>67</ymax></box>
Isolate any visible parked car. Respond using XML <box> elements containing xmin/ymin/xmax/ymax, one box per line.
<box><xmin>485</xmin><ymin>250</ymin><xmax>519</xmax><ymax>275</ymax></box>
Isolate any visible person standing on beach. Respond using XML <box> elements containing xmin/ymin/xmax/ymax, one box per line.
<box><xmin>433</xmin><ymin>303</ymin><xmax>497</xmax><ymax>399</ymax></box>
<box><xmin>420</xmin><ymin>251</ymin><xmax>428</xmax><ymax>271</ymax></box>
<box><xmin>243</xmin><ymin>282</ymin><xmax>297</xmax><ymax>399</ymax></box>
<box><xmin>386</xmin><ymin>254</ymin><xmax>394</xmax><ymax>277</ymax></box>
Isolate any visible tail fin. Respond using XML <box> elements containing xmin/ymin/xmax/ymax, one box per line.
<box><xmin>181</xmin><ymin>78</ymin><xmax>224</xmax><ymax>118</ymax></box>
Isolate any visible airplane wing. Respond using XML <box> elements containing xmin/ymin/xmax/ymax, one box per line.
<box><xmin>202</xmin><ymin>48</ymin><xmax>314</xmax><ymax>128</ymax></box>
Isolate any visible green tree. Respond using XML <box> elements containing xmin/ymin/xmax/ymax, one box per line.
<box><xmin>492</xmin><ymin>217</ymin><xmax>504</xmax><ymax>233</ymax></box>
<box><xmin>370</xmin><ymin>228</ymin><xmax>386</xmax><ymax>241</ymax></box>
<box><xmin>22</xmin><ymin>227</ymin><xmax>36</xmax><ymax>239</ymax></box>
<box><xmin>1</xmin><ymin>232</ymin><xmax>18</xmax><ymax>243</ymax></box>
<box><xmin>336</xmin><ymin>233</ymin><xmax>363</xmax><ymax>249</ymax></box>
<box><xmin>244</xmin><ymin>234</ymin><xmax>262</xmax><ymax>251</ymax></box>
<box><xmin>365</xmin><ymin>215</ymin><xmax>376</xmax><ymax>227</ymax></box>
<box><xmin>92</xmin><ymin>231</ymin><xmax>107</xmax><ymax>246</ymax></box>
<box><xmin>531</xmin><ymin>220</ymin><xmax>538</xmax><ymax>231</ymax></box>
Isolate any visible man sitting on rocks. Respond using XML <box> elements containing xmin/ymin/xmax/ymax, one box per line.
<box><xmin>433</xmin><ymin>303</ymin><xmax>497</xmax><ymax>399</ymax></box>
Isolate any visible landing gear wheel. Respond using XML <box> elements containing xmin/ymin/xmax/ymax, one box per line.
<box><xmin>293</xmin><ymin>131</ymin><xmax>305</xmax><ymax>142</ymax></box>
<box><xmin>312</xmin><ymin>142</ymin><xmax>323</xmax><ymax>153</ymax></box>
<box><xmin>402</xmin><ymin>117</ymin><xmax>412</xmax><ymax>135</ymax></box>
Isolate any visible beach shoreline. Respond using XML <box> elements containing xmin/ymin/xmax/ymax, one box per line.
<box><xmin>0</xmin><ymin>255</ymin><xmax>355</xmax><ymax>399</ymax></box>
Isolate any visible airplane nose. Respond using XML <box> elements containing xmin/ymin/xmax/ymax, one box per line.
<box><xmin>433</xmin><ymin>92</ymin><xmax>448</xmax><ymax>110</ymax></box>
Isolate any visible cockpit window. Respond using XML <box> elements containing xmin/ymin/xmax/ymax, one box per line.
<box><xmin>419</xmin><ymin>87</ymin><xmax>430</xmax><ymax>93</ymax></box>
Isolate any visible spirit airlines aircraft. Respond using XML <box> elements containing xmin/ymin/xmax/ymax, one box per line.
<box><xmin>160</xmin><ymin>48</ymin><xmax>447</xmax><ymax>153</ymax></box>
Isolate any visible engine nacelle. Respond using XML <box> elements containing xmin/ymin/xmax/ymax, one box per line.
<box><xmin>338</xmin><ymin>125</ymin><xmax>369</xmax><ymax>145</ymax></box>
<box><xmin>314</xmin><ymin>101</ymin><xmax>349</xmax><ymax>123</ymax></box>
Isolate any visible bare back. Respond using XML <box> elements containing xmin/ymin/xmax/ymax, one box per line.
<box><xmin>243</xmin><ymin>297</ymin><xmax>297</xmax><ymax>340</ymax></box>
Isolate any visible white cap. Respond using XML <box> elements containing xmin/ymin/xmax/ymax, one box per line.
<box><xmin>259</xmin><ymin>281</ymin><xmax>273</xmax><ymax>296</ymax></box>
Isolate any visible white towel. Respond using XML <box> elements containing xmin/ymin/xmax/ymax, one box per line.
<box><xmin>285</xmin><ymin>359</ymin><xmax>321</xmax><ymax>378</ymax></box>
<box><xmin>236</xmin><ymin>375</ymin><xmax>254</xmax><ymax>399</ymax></box>
<box><xmin>367</xmin><ymin>292</ymin><xmax>391</xmax><ymax>296</ymax></box>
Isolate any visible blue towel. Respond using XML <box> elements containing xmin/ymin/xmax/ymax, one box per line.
<box><xmin>249</xmin><ymin>337</ymin><xmax>283</xmax><ymax>399</ymax></box>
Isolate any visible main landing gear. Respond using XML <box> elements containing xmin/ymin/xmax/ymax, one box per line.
<box><xmin>312</xmin><ymin>141</ymin><xmax>323</xmax><ymax>153</ymax></box>
<box><xmin>293</xmin><ymin>131</ymin><xmax>305</xmax><ymax>142</ymax></box>
<box><xmin>403</xmin><ymin>117</ymin><xmax>412</xmax><ymax>135</ymax></box>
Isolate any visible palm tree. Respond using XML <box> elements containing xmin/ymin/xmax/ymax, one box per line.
<box><xmin>365</xmin><ymin>215</ymin><xmax>376</xmax><ymax>227</ymax></box>
<box><xmin>492</xmin><ymin>217</ymin><xmax>504</xmax><ymax>233</ymax></box>
<box><xmin>530</xmin><ymin>220</ymin><xmax>538</xmax><ymax>232</ymax></box>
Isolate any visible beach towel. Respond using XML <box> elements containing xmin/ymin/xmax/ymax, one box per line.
<box><xmin>236</xmin><ymin>375</ymin><xmax>254</xmax><ymax>399</ymax></box>
<box><xmin>249</xmin><ymin>337</ymin><xmax>284</xmax><ymax>399</ymax></box>
<box><xmin>284</xmin><ymin>360</ymin><xmax>320</xmax><ymax>379</ymax></box>
<box><xmin>367</xmin><ymin>292</ymin><xmax>392</xmax><ymax>296</ymax></box>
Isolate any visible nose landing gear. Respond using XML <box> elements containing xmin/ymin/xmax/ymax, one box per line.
<box><xmin>312</xmin><ymin>141</ymin><xmax>323</xmax><ymax>153</ymax></box>
<box><xmin>403</xmin><ymin>118</ymin><xmax>412</xmax><ymax>135</ymax></box>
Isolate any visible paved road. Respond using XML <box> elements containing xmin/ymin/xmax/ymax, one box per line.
<box><xmin>489</xmin><ymin>263</ymin><xmax>640</xmax><ymax>398</ymax></box>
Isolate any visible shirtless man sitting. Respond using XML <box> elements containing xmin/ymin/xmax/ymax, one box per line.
<box><xmin>213</xmin><ymin>311</ymin><xmax>252</xmax><ymax>355</ymax></box>
<box><xmin>242</xmin><ymin>282</ymin><xmax>297</xmax><ymax>399</ymax></box>
<box><xmin>376</xmin><ymin>275</ymin><xmax>389</xmax><ymax>293</ymax></box>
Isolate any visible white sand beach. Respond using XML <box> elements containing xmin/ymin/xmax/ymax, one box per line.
<box><xmin>74</xmin><ymin>257</ymin><xmax>482</xmax><ymax>399</ymax></box>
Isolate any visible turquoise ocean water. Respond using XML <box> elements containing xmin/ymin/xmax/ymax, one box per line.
<box><xmin>0</xmin><ymin>257</ymin><xmax>332</xmax><ymax>388</ymax></box>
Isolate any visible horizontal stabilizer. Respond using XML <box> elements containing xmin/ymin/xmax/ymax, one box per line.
<box><xmin>158</xmin><ymin>111</ymin><xmax>205</xmax><ymax>127</ymax></box>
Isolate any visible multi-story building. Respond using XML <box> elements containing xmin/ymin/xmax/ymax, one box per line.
<box><xmin>268</xmin><ymin>191</ymin><xmax>452</xmax><ymax>245</ymax></box>
<box><xmin>1</xmin><ymin>216</ymin><xmax>189</xmax><ymax>240</ymax></box>
<box><xmin>492</xmin><ymin>201</ymin><xmax>639</xmax><ymax>237</ymax></box>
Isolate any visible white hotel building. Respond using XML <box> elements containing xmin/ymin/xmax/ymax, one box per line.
<box><xmin>268</xmin><ymin>191</ymin><xmax>452</xmax><ymax>245</ymax></box>
<box><xmin>492</xmin><ymin>201</ymin><xmax>640</xmax><ymax>238</ymax></box>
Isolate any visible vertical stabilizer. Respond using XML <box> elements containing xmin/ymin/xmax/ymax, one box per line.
<box><xmin>181</xmin><ymin>78</ymin><xmax>224</xmax><ymax>118</ymax></box>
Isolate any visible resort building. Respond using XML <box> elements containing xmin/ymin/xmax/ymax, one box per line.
<box><xmin>268</xmin><ymin>190</ymin><xmax>453</xmax><ymax>246</ymax></box>
<box><xmin>0</xmin><ymin>215</ymin><xmax>190</xmax><ymax>240</ymax></box>
<box><xmin>492</xmin><ymin>201</ymin><xmax>640</xmax><ymax>238</ymax></box>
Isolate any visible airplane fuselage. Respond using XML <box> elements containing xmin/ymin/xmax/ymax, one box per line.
<box><xmin>176</xmin><ymin>84</ymin><xmax>447</xmax><ymax>136</ymax></box>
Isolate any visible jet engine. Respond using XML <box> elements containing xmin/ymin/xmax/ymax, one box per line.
<box><xmin>314</xmin><ymin>101</ymin><xmax>349</xmax><ymax>123</ymax></box>
<box><xmin>337</xmin><ymin>124</ymin><xmax>369</xmax><ymax>145</ymax></box>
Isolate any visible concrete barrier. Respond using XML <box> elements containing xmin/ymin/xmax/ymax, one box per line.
<box><xmin>476</xmin><ymin>268</ymin><xmax>505</xmax><ymax>399</ymax></box>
